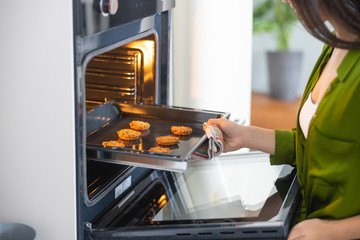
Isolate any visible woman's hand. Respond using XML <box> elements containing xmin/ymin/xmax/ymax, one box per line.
<box><xmin>206</xmin><ymin>118</ymin><xmax>245</xmax><ymax>152</ymax></box>
<box><xmin>288</xmin><ymin>218</ymin><xmax>333</xmax><ymax>240</ymax></box>
<box><xmin>288</xmin><ymin>215</ymin><xmax>360</xmax><ymax>240</ymax></box>
<box><xmin>206</xmin><ymin>118</ymin><xmax>275</xmax><ymax>154</ymax></box>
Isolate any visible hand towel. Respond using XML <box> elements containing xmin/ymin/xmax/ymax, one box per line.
<box><xmin>191</xmin><ymin>123</ymin><xmax>224</xmax><ymax>160</ymax></box>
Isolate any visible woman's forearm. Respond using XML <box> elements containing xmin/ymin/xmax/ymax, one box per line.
<box><xmin>206</xmin><ymin>118</ymin><xmax>276</xmax><ymax>154</ymax></box>
<box><xmin>289</xmin><ymin>215</ymin><xmax>360</xmax><ymax>240</ymax></box>
<box><xmin>329</xmin><ymin>214</ymin><xmax>360</xmax><ymax>240</ymax></box>
<box><xmin>242</xmin><ymin>126</ymin><xmax>275</xmax><ymax>155</ymax></box>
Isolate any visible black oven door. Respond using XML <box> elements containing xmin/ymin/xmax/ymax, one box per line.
<box><xmin>87</xmin><ymin>152</ymin><xmax>300</xmax><ymax>240</ymax></box>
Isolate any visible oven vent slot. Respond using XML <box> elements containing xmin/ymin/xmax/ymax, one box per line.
<box><xmin>176</xmin><ymin>233</ymin><xmax>191</xmax><ymax>236</ymax></box>
<box><xmin>219</xmin><ymin>231</ymin><xmax>235</xmax><ymax>235</ymax></box>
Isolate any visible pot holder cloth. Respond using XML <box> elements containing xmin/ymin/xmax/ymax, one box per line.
<box><xmin>191</xmin><ymin>123</ymin><xmax>224</xmax><ymax>161</ymax></box>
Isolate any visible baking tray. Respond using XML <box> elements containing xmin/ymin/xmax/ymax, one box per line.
<box><xmin>86</xmin><ymin>102</ymin><xmax>230</xmax><ymax>172</ymax></box>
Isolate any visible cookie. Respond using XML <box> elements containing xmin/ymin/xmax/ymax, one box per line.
<box><xmin>171</xmin><ymin>126</ymin><xmax>193</xmax><ymax>136</ymax></box>
<box><xmin>148</xmin><ymin>146</ymin><xmax>172</xmax><ymax>154</ymax></box>
<box><xmin>156</xmin><ymin>136</ymin><xmax>179</xmax><ymax>146</ymax></box>
<box><xmin>117</xmin><ymin>129</ymin><xmax>141</xmax><ymax>141</ymax></box>
<box><xmin>102</xmin><ymin>141</ymin><xmax>125</xmax><ymax>148</ymax></box>
<box><xmin>129</xmin><ymin>120</ymin><xmax>150</xmax><ymax>131</ymax></box>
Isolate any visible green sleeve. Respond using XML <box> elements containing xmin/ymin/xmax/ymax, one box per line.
<box><xmin>270</xmin><ymin>129</ymin><xmax>297</xmax><ymax>166</ymax></box>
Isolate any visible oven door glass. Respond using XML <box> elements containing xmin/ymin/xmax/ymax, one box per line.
<box><xmin>155</xmin><ymin>154</ymin><xmax>290</xmax><ymax>222</ymax></box>
<box><xmin>90</xmin><ymin>152</ymin><xmax>299</xmax><ymax>239</ymax></box>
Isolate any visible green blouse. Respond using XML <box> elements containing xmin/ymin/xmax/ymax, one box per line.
<box><xmin>270</xmin><ymin>44</ymin><xmax>360</xmax><ymax>221</ymax></box>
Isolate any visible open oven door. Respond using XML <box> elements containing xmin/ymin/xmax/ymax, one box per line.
<box><xmin>85</xmin><ymin>152</ymin><xmax>300</xmax><ymax>240</ymax></box>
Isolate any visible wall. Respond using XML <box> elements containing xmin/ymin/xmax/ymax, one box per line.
<box><xmin>0</xmin><ymin>0</ymin><xmax>77</xmax><ymax>239</ymax></box>
<box><xmin>172</xmin><ymin>0</ymin><xmax>253</xmax><ymax>124</ymax></box>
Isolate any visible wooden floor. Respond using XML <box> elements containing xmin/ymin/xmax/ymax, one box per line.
<box><xmin>251</xmin><ymin>92</ymin><xmax>302</xmax><ymax>130</ymax></box>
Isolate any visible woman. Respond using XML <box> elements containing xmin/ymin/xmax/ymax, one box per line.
<box><xmin>207</xmin><ymin>0</ymin><xmax>360</xmax><ymax>239</ymax></box>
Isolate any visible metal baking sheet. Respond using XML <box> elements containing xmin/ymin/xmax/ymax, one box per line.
<box><xmin>86</xmin><ymin>102</ymin><xmax>230</xmax><ymax>172</ymax></box>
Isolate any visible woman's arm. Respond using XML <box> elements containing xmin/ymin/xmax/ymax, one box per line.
<box><xmin>241</xmin><ymin>125</ymin><xmax>276</xmax><ymax>155</ymax></box>
<box><xmin>206</xmin><ymin>118</ymin><xmax>275</xmax><ymax>154</ymax></box>
<box><xmin>288</xmin><ymin>215</ymin><xmax>360</xmax><ymax>240</ymax></box>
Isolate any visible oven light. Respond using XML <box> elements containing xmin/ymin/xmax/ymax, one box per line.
<box><xmin>157</xmin><ymin>194</ymin><xmax>166</xmax><ymax>204</ymax></box>
<box><xmin>126</xmin><ymin>40</ymin><xmax>155</xmax><ymax>86</ymax></box>
<box><xmin>158</xmin><ymin>199</ymin><xmax>167</xmax><ymax>209</ymax></box>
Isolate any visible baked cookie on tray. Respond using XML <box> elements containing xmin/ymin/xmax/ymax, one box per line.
<box><xmin>171</xmin><ymin>126</ymin><xmax>193</xmax><ymax>136</ymax></box>
<box><xmin>102</xmin><ymin>140</ymin><xmax>125</xmax><ymax>148</ymax></box>
<box><xmin>156</xmin><ymin>136</ymin><xmax>179</xmax><ymax>146</ymax></box>
<box><xmin>117</xmin><ymin>129</ymin><xmax>141</xmax><ymax>141</ymax></box>
<box><xmin>129</xmin><ymin>120</ymin><xmax>150</xmax><ymax>131</ymax></box>
<box><xmin>148</xmin><ymin>146</ymin><xmax>172</xmax><ymax>154</ymax></box>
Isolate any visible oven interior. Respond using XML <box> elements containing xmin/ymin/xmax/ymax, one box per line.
<box><xmin>86</xmin><ymin>34</ymin><xmax>156</xmax><ymax>109</ymax></box>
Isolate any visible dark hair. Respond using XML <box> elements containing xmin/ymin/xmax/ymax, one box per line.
<box><xmin>290</xmin><ymin>0</ymin><xmax>360</xmax><ymax>49</ymax></box>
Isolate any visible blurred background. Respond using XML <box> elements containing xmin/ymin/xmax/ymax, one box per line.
<box><xmin>171</xmin><ymin>0</ymin><xmax>323</xmax><ymax>130</ymax></box>
<box><xmin>172</xmin><ymin>0</ymin><xmax>253</xmax><ymax>126</ymax></box>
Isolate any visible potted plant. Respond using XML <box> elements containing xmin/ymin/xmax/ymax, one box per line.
<box><xmin>253</xmin><ymin>0</ymin><xmax>302</xmax><ymax>101</ymax></box>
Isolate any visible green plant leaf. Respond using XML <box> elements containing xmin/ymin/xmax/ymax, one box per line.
<box><xmin>253</xmin><ymin>0</ymin><xmax>274</xmax><ymax>19</ymax></box>
<box><xmin>253</xmin><ymin>20</ymin><xmax>276</xmax><ymax>34</ymax></box>
<box><xmin>253</xmin><ymin>0</ymin><xmax>298</xmax><ymax>51</ymax></box>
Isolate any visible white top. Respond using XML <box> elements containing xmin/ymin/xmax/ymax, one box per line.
<box><xmin>299</xmin><ymin>92</ymin><xmax>319</xmax><ymax>139</ymax></box>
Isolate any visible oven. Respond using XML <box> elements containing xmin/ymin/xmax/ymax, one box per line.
<box><xmin>74</xmin><ymin>0</ymin><xmax>300</xmax><ymax>239</ymax></box>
